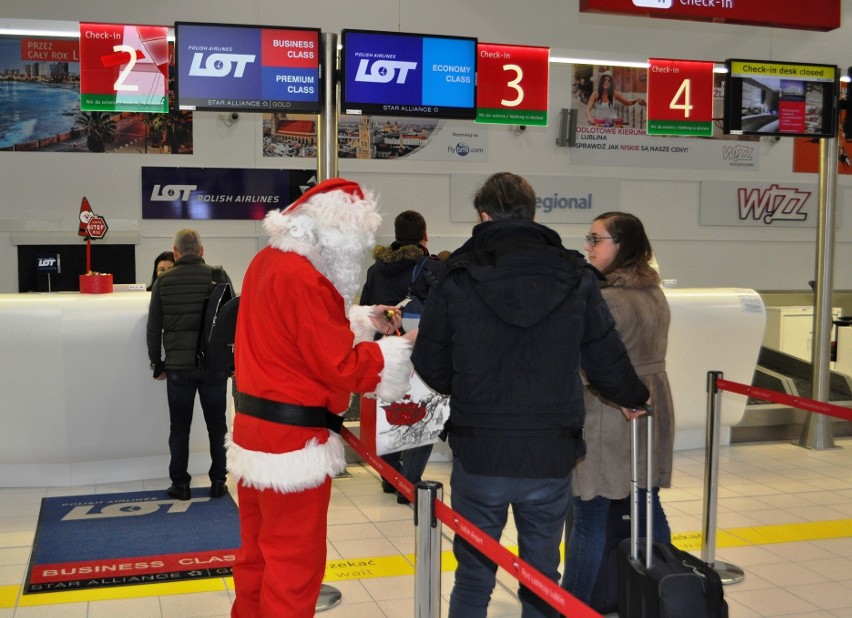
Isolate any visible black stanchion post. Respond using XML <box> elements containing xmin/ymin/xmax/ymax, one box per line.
<box><xmin>414</xmin><ymin>481</ymin><xmax>443</xmax><ymax>618</ymax></box>
<box><xmin>702</xmin><ymin>371</ymin><xmax>744</xmax><ymax>585</ymax></box>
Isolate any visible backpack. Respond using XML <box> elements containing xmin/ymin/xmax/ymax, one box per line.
<box><xmin>400</xmin><ymin>256</ymin><xmax>430</xmax><ymax>329</ymax></box>
<box><xmin>196</xmin><ymin>267</ymin><xmax>235</xmax><ymax>372</ymax></box>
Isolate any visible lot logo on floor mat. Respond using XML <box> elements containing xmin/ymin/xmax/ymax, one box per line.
<box><xmin>25</xmin><ymin>490</ymin><xmax>240</xmax><ymax>593</ymax></box>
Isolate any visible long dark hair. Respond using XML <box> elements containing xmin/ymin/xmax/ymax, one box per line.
<box><xmin>597</xmin><ymin>74</ymin><xmax>615</xmax><ymax>107</ymax></box>
<box><xmin>594</xmin><ymin>212</ymin><xmax>652</xmax><ymax>275</ymax></box>
<box><xmin>147</xmin><ymin>251</ymin><xmax>175</xmax><ymax>290</ymax></box>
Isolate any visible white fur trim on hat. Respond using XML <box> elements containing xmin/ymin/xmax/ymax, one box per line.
<box><xmin>349</xmin><ymin>304</ymin><xmax>378</xmax><ymax>343</ymax></box>
<box><xmin>371</xmin><ymin>336</ymin><xmax>414</xmax><ymax>402</ymax></box>
<box><xmin>226</xmin><ymin>431</ymin><xmax>347</xmax><ymax>493</ymax></box>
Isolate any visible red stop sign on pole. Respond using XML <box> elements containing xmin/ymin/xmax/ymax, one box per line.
<box><xmin>87</xmin><ymin>216</ymin><xmax>108</xmax><ymax>239</ymax></box>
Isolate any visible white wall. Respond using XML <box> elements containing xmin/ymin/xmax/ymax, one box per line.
<box><xmin>2</xmin><ymin>1</ymin><xmax>852</xmax><ymax>293</ymax></box>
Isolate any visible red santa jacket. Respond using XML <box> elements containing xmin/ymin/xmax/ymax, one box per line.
<box><xmin>228</xmin><ymin>247</ymin><xmax>410</xmax><ymax>493</ymax></box>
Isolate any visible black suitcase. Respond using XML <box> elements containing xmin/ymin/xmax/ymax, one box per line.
<box><xmin>617</xmin><ymin>414</ymin><xmax>728</xmax><ymax>618</ymax></box>
<box><xmin>586</xmin><ymin>497</ymin><xmax>630</xmax><ymax>614</ymax></box>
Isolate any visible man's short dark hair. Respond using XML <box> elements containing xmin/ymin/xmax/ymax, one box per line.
<box><xmin>174</xmin><ymin>228</ymin><xmax>203</xmax><ymax>255</ymax></box>
<box><xmin>394</xmin><ymin>210</ymin><xmax>427</xmax><ymax>242</ymax></box>
<box><xmin>474</xmin><ymin>172</ymin><xmax>536</xmax><ymax>221</ymax></box>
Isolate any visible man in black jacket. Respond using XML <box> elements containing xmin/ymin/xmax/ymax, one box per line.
<box><xmin>411</xmin><ymin>172</ymin><xmax>650</xmax><ymax>618</ymax></box>
<box><xmin>147</xmin><ymin>228</ymin><xmax>233</xmax><ymax>501</ymax></box>
<box><xmin>359</xmin><ymin>210</ymin><xmax>442</xmax><ymax>503</ymax></box>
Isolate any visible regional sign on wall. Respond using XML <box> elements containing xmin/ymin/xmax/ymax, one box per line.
<box><xmin>450</xmin><ymin>174</ymin><xmax>620</xmax><ymax>224</ymax></box>
<box><xmin>579</xmin><ymin>0</ymin><xmax>839</xmax><ymax>32</ymax></box>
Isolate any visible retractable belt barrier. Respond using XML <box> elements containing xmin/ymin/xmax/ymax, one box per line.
<box><xmin>339</xmin><ymin>425</ymin><xmax>600</xmax><ymax>618</ymax></box>
<box><xmin>716</xmin><ymin>377</ymin><xmax>852</xmax><ymax>422</ymax></box>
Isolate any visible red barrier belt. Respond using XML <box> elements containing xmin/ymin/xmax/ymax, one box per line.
<box><xmin>716</xmin><ymin>378</ymin><xmax>852</xmax><ymax>422</ymax></box>
<box><xmin>339</xmin><ymin>426</ymin><xmax>600</xmax><ymax>618</ymax></box>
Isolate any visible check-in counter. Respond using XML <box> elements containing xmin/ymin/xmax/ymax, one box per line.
<box><xmin>0</xmin><ymin>292</ymin><xmax>224</xmax><ymax>487</ymax></box>
<box><xmin>0</xmin><ymin>288</ymin><xmax>765</xmax><ymax>487</ymax></box>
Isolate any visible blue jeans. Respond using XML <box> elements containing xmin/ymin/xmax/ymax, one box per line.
<box><xmin>561</xmin><ymin>488</ymin><xmax>671</xmax><ymax>605</ymax></box>
<box><xmin>166</xmin><ymin>368</ymin><xmax>229</xmax><ymax>486</ymax></box>
<box><xmin>449</xmin><ymin>459</ymin><xmax>571</xmax><ymax>618</ymax></box>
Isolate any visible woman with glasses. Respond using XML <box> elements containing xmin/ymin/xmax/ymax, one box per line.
<box><xmin>585</xmin><ymin>69</ymin><xmax>646</xmax><ymax>128</ymax></box>
<box><xmin>561</xmin><ymin>212</ymin><xmax>675</xmax><ymax>611</ymax></box>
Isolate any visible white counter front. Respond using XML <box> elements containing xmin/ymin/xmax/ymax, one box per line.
<box><xmin>0</xmin><ymin>288</ymin><xmax>766</xmax><ymax>487</ymax></box>
<box><xmin>0</xmin><ymin>292</ymin><xmax>223</xmax><ymax>487</ymax></box>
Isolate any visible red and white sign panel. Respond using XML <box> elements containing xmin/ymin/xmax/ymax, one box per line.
<box><xmin>579</xmin><ymin>0</ymin><xmax>839</xmax><ymax>32</ymax></box>
<box><xmin>79</xmin><ymin>22</ymin><xmax>169</xmax><ymax>113</ymax></box>
<box><xmin>476</xmin><ymin>43</ymin><xmax>549</xmax><ymax>126</ymax></box>
<box><xmin>647</xmin><ymin>58</ymin><xmax>714</xmax><ymax>136</ymax></box>
<box><xmin>20</xmin><ymin>39</ymin><xmax>80</xmax><ymax>63</ymax></box>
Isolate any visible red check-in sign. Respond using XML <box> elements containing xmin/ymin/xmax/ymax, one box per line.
<box><xmin>476</xmin><ymin>43</ymin><xmax>549</xmax><ymax>126</ymax></box>
<box><xmin>647</xmin><ymin>58</ymin><xmax>714</xmax><ymax>137</ymax></box>
<box><xmin>79</xmin><ymin>22</ymin><xmax>169</xmax><ymax>113</ymax></box>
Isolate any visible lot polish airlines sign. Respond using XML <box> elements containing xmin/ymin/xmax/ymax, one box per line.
<box><xmin>580</xmin><ymin>0</ymin><xmax>839</xmax><ymax>32</ymax></box>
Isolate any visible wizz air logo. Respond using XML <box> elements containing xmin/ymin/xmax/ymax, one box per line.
<box><xmin>151</xmin><ymin>184</ymin><xmax>197</xmax><ymax>202</ymax></box>
<box><xmin>738</xmin><ymin>184</ymin><xmax>810</xmax><ymax>224</ymax></box>
<box><xmin>355</xmin><ymin>59</ymin><xmax>417</xmax><ymax>84</ymax></box>
<box><xmin>721</xmin><ymin>144</ymin><xmax>755</xmax><ymax>163</ymax></box>
<box><xmin>189</xmin><ymin>53</ymin><xmax>256</xmax><ymax>78</ymax></box>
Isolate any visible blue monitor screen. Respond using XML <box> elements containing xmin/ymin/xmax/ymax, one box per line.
<box><xmin>340</xmin><ymin>29</ymin><xmax>477</xmax><ymax>119</ymax></box>
<box><xmin>175</xmin><ymin>22</ymin><xmax>322</xmax><ymax>114</ymax></box>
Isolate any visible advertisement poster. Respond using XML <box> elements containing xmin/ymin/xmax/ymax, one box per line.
<box><xmin>263</xmin><ymin>113</ymin><xmax>489</xmax><ymax>162</ymax></box>
<box><xmin>142</xmin><ymin>167</ymin><xmax>315</xmax><ymax>219</ymax></box>
<box><xmin>571</xmin><ymin>64</ymin><xmax>760</xmax><ymax>170</ymax></box>
<box><xmin>79</xmin><ymin>22</ymin><xmax>169</xmax><ymax>113</ymax></box>
<box><xmin>0</xmin><ymin>35</ymin><xmax>192</xmax><ymax>154</ymax></box>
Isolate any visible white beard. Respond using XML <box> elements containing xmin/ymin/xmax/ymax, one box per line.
<box><xmin>262</xmin><ymin>187</ymin><xmax>381</xmax><ymax>307</ymax></box>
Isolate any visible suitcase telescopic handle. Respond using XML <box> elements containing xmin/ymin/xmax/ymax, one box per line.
<box><xmin>629</xmin><ymin>408</ymin><xmax>654</xmax><ymax>571</ymax></box>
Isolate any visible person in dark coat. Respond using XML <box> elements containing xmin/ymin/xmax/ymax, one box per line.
<box><xmin>411</xmin><ymin>172</ymin><xmax>651</xmax><ymax>618</ymax></box>
<box><xmin>146</xmin><ymin>229</ymin><xmax>232</xmax><ymax>501</ymax></box>
<box><xmin>359</xmin><ymin>210</ymin><xmax>444</xmax><ymax>503</ymax></box>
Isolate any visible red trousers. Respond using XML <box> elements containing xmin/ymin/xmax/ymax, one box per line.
<box><xmin>231</xmin><ymin>479</ymin><xmax>332</xmax><ymax>618</ymax></box>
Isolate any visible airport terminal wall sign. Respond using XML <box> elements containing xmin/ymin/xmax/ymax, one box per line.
<box><xmin>476</xmin><ymin>43</ymin><xmax>549</xmax><ymax>126</ymax></box>
<box><xmin>79</xmin><ymin>22</ymin><xmax>169</xmax><ymax>113</ymax></box>
<box><xmin>647</xmin><ymin>58</ymin><xmax>714</xmax><ymax>137</ymax></box>
<box><xmin>579</xmin><ymin>0</ymin><xmax>839</xmax><ymax>32</ymax></box>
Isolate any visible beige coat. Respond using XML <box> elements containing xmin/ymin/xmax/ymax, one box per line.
<box><xmin>572</xmin><ymin>263</ymin><xmax>674</xmax><ymax>500</ymax></box>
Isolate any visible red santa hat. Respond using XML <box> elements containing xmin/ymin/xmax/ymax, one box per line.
<box><xmin>282</xmin><ymin>178</ymin><xmax>365</xmax><ymax>214</ymax></box>
<box><xmin>263</xmin><ymin>177</ymin><xmax>381</xmax><ymax>258</ymax></box>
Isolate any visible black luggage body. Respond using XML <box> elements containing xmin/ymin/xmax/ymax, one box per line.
<box><xmin>617</xmin><ymin>414</ymin><xmax>728</xmax><ymax>618</ymax></box>
<box><xmin>586</xmin><ymin>497</ymin><xmax>630</xmax><ymax>614</ymax></box>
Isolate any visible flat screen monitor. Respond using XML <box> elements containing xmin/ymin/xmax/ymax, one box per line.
<box><xmin>723</xmin><ymin>59</ymin><xmax>838</xmax><ymax>138</ymax></box>
<box><xmin>340</xmin><ymin>29</ymin><xmax>477</xmax><ymax>119</ymax></box>
<box><xmin>174</xmin><ymin>21</ymin><xmax>321</xmax><ymax>113</ymax></box>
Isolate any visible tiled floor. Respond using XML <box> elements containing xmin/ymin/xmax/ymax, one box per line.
<box><xmin>1</xmin><ymin>437</ymin><xmax>852</xmax><ymax>616</ymax></box>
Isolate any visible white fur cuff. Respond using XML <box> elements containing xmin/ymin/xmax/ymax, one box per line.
<box><xmin>372</xmin><ymin>336</ymin><xmax>414</xmax><ymax>402</ymax></box>
<box><xmin>226</xmin><ymin>431</ymin><xmax>347</xmax><ymax>493</ymax></box>
<box><xmin>349</xmin><ymin>304</ymin><xmax>377</xmax><ymax>343</ymax></box>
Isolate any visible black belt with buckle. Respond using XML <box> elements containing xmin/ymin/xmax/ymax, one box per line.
<box><xmin>236</xmin><ymin>392</ymin><xmax>343</xmax><ymax>433</ymax></box>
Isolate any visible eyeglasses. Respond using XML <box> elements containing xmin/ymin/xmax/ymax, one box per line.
<box><xmin>584</xmin><ymin>234</ymin><xmax>614</xmax><ymax>247</ymax></box>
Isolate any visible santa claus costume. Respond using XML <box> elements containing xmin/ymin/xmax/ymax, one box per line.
<box><xmin>227</xmin><ymin>178</ymin><xmax>412</xmax><ymax>618</ymax></box>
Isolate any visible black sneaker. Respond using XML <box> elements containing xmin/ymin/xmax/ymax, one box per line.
<box><xmin>211</xmin><ymin>481</ymin><xmax>228</xmax><ymax>498</ymax></box>
<box><xmin>381</xmin><ymin>479</ymin><xmax>396</xmax><ymax>494</ymax></box>
<box><xmin>396</xmin><ymin>492</ymin><xmax>411</xmax><ymax>505</ymax></box>
<box><xmin>167</xmin><ymin>484</ymin><xmax>191</xmax><ymax>501</ymax></box>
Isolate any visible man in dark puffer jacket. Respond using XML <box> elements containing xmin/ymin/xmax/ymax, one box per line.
<box><xmin>411</xmin><ymin>172</ymin><xmax>650</xmax><ymax>618</ymax></box>
<box><xmin>147</xmin><ymin>228</ymin><xmax>233</xmax><ymax>501</ymax></box>
<box><xmin>359</xmin><ymin>210</ymin><xmax>444</xmax><ymax>503</ymax></box>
